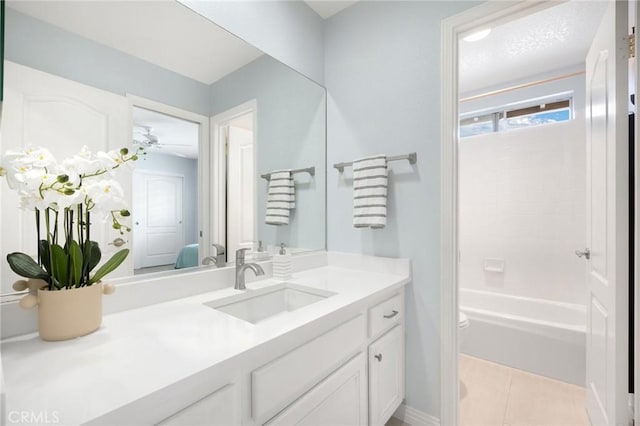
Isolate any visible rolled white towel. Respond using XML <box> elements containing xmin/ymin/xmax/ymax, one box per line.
<box><xmin>353</xmin><ymin>155</ymin><xmax>387</xmax><ymax>229</ymax></box>
<box><xmin>265</xmin><ymin>170</ymin><xmax>295</xmax><ymax>225</ymax></box>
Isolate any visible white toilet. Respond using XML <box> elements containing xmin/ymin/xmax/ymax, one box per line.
<box><xmin>459</xmin><ymin>311</ymin><xmax>470</xmax><ymax>345</ymax></box>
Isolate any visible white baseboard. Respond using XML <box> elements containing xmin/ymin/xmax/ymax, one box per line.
<box><xmin>393</xmin><ymin>404</ymin><xmax>440</xmax><ymax>426</ymax></box>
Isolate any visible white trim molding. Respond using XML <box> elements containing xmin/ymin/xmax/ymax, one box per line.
<box><xmin>439</xmin><ymin>2</ymin><xmax>560</xmax><ymax>424</ymax></box>
<box><xmin>126</xmin><ymin>94</ymin><xmax>210</xmax><ymax>258</ymax></box>
<box><xmin>635</xmin><ymin>0</ymin><xmax>640</xmax><ymax>420</ymax></box>
<box><xmin>393</xmin><ymin>404</ymin><xmax>439</xmax><ymax>426</ymax></box>
<box><xmin>210</xmin><ymin>99</ymin><xmax>258</xmax><ymax>253</ymax></box>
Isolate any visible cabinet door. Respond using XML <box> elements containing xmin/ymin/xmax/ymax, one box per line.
<box><xmin>369</xmin><ymin>325</ymin><xmax>404</xmax><ymax>426</ymax></box>
<box><xmin>158</xmin><ymin>384</ymin><xmax>239</xmax><ymax>426</ymax></box>
<box><xmin>266</xmin><ymin>353</ymin><xmax>367</xmax><ymax>426</ymax></box>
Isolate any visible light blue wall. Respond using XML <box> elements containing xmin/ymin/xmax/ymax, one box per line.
<box><xmin>324</xmin><ymin>1</ymin><xmax>479</xmax><ymax>417</ymax></box>
<box><xmin>210</xmin><ymin>55</ymin><xmax>326</xmax><ymax>251</ymax></box>
<box><xmin>5</xmin><ymin>8</ymin><xmax>211</xmax><ymax>116</ymax></box>
<box><xmin>136</xmin><ymin>152</ymin><xmax>199</xmax><ymax>246</ymax></box>
<box><xmin>179</xmin><ymin>0</ymin><xmax>325</xmax><ymax>85</ymax></box>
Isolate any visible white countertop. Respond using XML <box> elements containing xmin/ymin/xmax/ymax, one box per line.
<box><xmin>1</xmin><ymin>261</ymin><xmax>409</xmax><ymax>425</ymax></box>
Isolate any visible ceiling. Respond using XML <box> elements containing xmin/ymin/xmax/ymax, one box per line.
<box><xmin>133</xmin><ymin>107</ymin><xmax>199</xmax><ymax>159</ymax></box>
<box><xmin>7</xmin><ymin>0</ymin><xmax>263</xmax><ymax>85</ymax></box>
<box><xmin>459</xmin><ymin>1</ymin><xmax>607</xmax><ymax>94</ymax></box>
<box><xmin>305</xmin><ymin>0</ymin><xmax>358</xmax><ymax>19</ymax></box>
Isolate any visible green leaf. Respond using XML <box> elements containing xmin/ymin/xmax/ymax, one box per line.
<box><xmin>89</xmin><ymin>249</ymin><xmax>129</xmax><ymax>285</ymax></box>
<box><xmin>69</xmin><ymin>241</ymin><xmax>83</xmax><ymax>286</ymax></box>
<box><xmin>83</xmin><ymin>241</ymin><xmax>101</xmax><ymax>277</ymax></box>
<box><xmin>50</xmin><ymin>244</ymin><xmax>69</xmax><ymax>287</ymax></box>
<box><xmin>6</xmin><ymin>252</ymin><xmax>49</xmax><ymax>280</ymax></box>
<box><xmin>39</xmin><ymin>240</ymin><xmax>51</xmax><ymax>274</ymax></box>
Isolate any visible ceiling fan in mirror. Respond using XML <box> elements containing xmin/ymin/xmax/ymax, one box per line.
<box><xmin>133</xmin><ymin>125</ymin><xmax>194</xmax><ymax>150</ymax></box>
<box><xmin>133</xmin><ymin>125</ymin><xmax>170</xmax><ymax>150</ymax></box>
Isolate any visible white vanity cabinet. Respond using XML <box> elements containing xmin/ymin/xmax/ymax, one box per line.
<box><xmin>97</xmin><ymin>288</ymin><xmax>406</xmax><ymax>426</ymax></box>
<box><xmin>157</xmin><ymin>384</ymin><xmax>240</xmax><ymax>426</ymax></box>
<box><xmin>368</xmin><ymin>325</ymin><xmax>405</xmax><ymax>426</ymax></box>
<box><xmin>263</xmin><ymin>289</ymin><xmax>406</xmax><ymax>426</ymax></box>
<box><xmin>367</xmin><ymin>292</ymin><xmax>405</xmax><ymax>426</ymax></box>
<box><xmin>265</xmin><ymin>353</ymin><xmax>368</xmax><ymax>426</ymax></box>
<box><xmin>251</xmin><ymin>315</ymin><xmax>367</xmax><ymax>423</ymax></box>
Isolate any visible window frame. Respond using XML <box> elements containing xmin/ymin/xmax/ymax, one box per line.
<box><xmin>459</xmin><ymin>92</ymin><xmax>574</xmax><ymax>138</ymax></box>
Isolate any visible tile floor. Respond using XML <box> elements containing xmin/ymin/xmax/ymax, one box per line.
<box><xmin>459</xmin><ymin>354</ymin><xmax>590</xmax><ymax>426</ymax></box>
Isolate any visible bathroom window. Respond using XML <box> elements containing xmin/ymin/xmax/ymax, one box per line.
<box><xmin>459</xmin><ymin>96</ymin><xmax>572</xmax><ymax>138</ymax></box>
<box><xmin>459</xmin><ymin>113</ymin><xmax>496</xmax><ymax>138</ymax></box>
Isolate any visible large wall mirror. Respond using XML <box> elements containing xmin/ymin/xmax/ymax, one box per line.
<box><xmin>0</xmin><ymin>1</ymin><xmax>326</xmax><ymax>293</ymax></box>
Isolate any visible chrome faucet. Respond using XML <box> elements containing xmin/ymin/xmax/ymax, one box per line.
<box><xmin>235</xmin><ymin>248</ymin><xmax>264</xmax><ymax>290</ymax></box>
<box><xmin>202</xmin><ymin>244</ymin><xmax>226</xmax><ymax>268</ymax></box>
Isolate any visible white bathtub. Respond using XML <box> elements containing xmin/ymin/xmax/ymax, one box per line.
<box><xmin>460</xmin><ymin>288</ymin><xmax>586</xmax><ymax>385</ymax></box>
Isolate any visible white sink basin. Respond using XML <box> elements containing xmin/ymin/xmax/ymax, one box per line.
<box><xmin>204</xmin><ymin>283</ymin><xmax>336</xmax><ymax>324</ymax></box>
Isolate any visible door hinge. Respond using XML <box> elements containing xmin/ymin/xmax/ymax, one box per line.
<box><xmin>630</xmin><ymin>28</ymin><xmax>636</xmax><ymax>59</ymax></box>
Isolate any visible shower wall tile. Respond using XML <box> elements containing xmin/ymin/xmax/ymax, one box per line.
<box><xmin>459</xmin><ymin>117</ymin><xmax>586</xmax><ymax>305</ymax></box>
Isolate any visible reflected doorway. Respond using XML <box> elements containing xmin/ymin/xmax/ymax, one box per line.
<box><xmin>211</xmin><ymin>100</ymin><xmax>258</xmax><ymax>262</ymax></box>
<box><xmin>224</xmin><ymin>112</ymin><xmax>255</xmax><ymax>257</ymax></box>
<box><xmin>131</xmin><ymin>106</ymin><xmax>200</xmax><ymax>275</ymax></box>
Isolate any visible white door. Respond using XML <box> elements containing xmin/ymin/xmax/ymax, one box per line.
<box><xmin>133</xmin><ymin>170</ymin><xmax>184</xmax><ymax>268</ymax></box>
<box><xmin>226</xmin><ymin>124</ymin><xmax>255</xmax><ymax>256</ymax></box>
<box><xmin>0</xmin><ymin>62</ymin><xmax>132</xmax><ymax>290</ymax></box>
<box><xmin>584</xmin><ymin>2</ymin><xmax>629</xmax><ymax>425</ymax></box>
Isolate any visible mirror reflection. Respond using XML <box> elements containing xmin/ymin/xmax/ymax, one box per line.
<box><xmin>0</xmin><ymin>1</ymin><xmax>326</xmax><ymax>291</ymax></box>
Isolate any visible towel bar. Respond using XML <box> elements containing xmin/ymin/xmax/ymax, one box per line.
<box><xmin>261</xmin><ymin>166</ymin><xmax>315</xmax><ymax>181</ymax></box>
<box><xmin>333</xmin><ymin>152</ymin><xmax>417</xmax><ymax>172</ymax></box>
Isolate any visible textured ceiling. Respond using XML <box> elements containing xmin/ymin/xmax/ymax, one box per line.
<box><xmin>459</xmin><ymin>1</ymin><xmax>607</xmax><ymax>94</ymax></box>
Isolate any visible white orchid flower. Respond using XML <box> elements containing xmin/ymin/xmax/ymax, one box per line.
<box><xmin>96</xmin><ymin>151</ymin><xmax>119</xmax><ymax>170</ymax></box>
<box><xmin>82</xmin><ymin>179</ymin><xmax>126</xmax><ymax>210</ymax></box>
<box><xmin>62</xmin><ymin>146</ymin><xmax>103</xmax><ymax>176</ymax></box>
<box><xmin>22</xmin><ymin>147</ymin><xmax>56</xmax><ymax>168</ymax></box>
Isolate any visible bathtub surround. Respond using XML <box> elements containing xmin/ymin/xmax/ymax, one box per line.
<box><xmin>458</xmin><ymin>68</ymin><xmax>586</xmax><ymax>304</ymax></box>
<box><xmin>458</xmin><ymin>117</ymin><xmax>586</xmax><ymax>304</ymax></box>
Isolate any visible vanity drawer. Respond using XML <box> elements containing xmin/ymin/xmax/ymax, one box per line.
<box><xmin>369</xmin><ymin>293</ymin><xmax>402</xmax><ymax>337</ymax></box>
<box><xmin>251</xmin><ymin>314</ymin><xmax>366</xmax><ymax>423</ymax></box>
<box><xmin>157</xmin><ymin>384</ymin><xmax>239</xmax><ymax>426</ymax></box>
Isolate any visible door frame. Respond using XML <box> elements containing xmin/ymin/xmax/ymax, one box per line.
<box><xmin>210</xmin><ymin>99</ymin><xmax>258</xmax><ymax>254</ymax></box>
<box><xmin>634</xmin><ymin>0</ymin><xmax>640</xmax><ymax>418</ymax></box>
<box><xmin>126</xmin><ymin>95</ymin><xmax>210</xmax><ymax>259</ymax></box>
<box><xmin>440</xmin><ymin>1</ymin><xmax>634</xmax><ymax>424</ymax></box>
